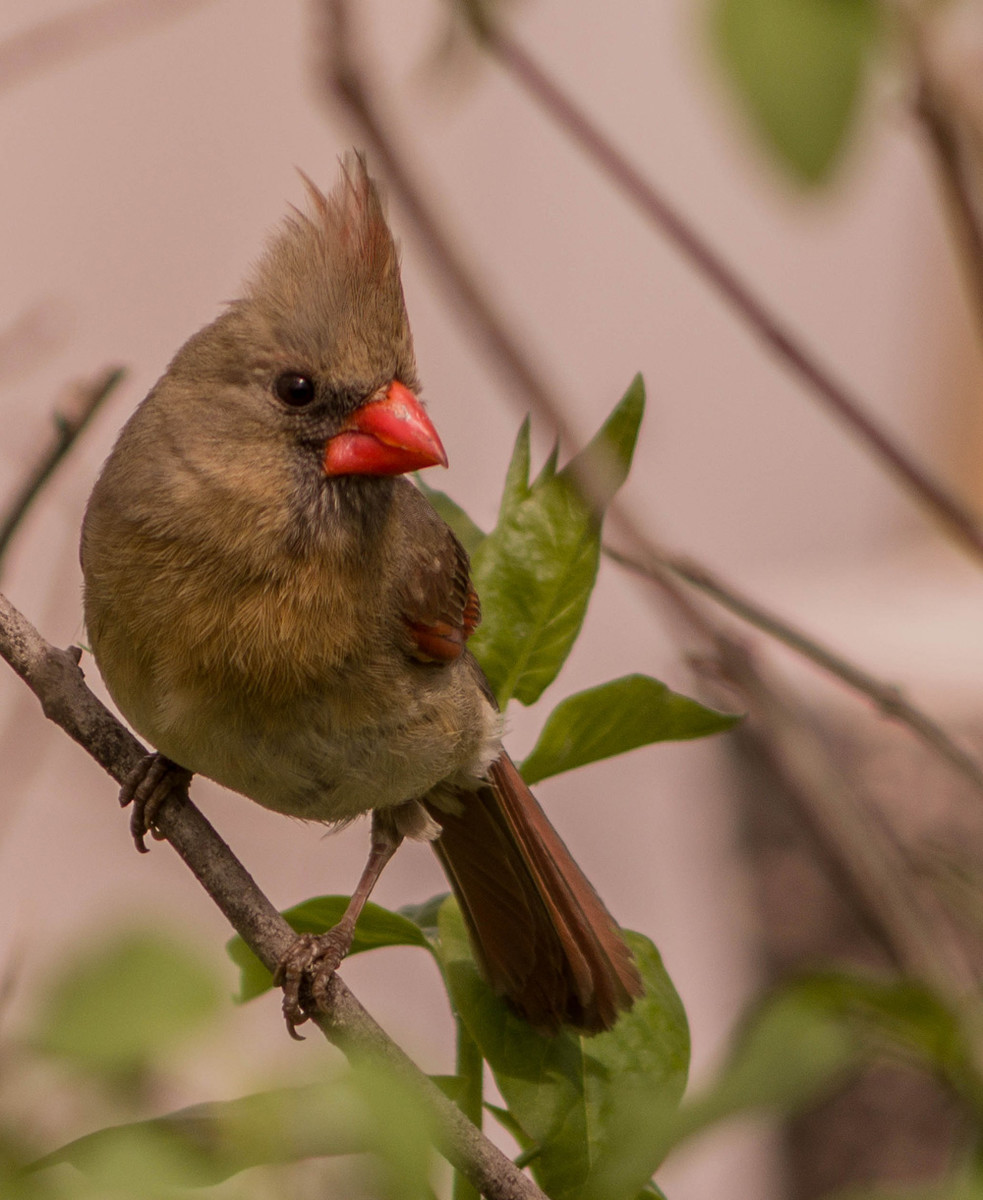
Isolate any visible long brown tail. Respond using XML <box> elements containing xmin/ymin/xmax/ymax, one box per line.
<box><xmin>425</xmin><ymin>753</ymin><xmax>642</xmax><ymax>1034</ymax></box>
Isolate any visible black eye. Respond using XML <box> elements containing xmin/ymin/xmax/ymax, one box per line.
<box><xmin>274</xmin><ymin>373</ymin><xmax>316</xmax><ymax>407</ymax></box>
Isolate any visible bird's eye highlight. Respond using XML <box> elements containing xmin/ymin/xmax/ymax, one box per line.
<box><xmin>274</xmin><ymin>373</ymin><xmax>316</xmax><ymax>407</ymax></box>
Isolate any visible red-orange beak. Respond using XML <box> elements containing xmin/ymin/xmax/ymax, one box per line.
<box><xmin>323</xmin><ymin>381</ymin><xmax>448</xmax><ymax>477</ymax></box>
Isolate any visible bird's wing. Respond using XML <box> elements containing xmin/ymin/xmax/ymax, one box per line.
<box><xmin>396</xmin><ymin>488</ymin><xmax>481</xmax><ymax>664</ymax></box>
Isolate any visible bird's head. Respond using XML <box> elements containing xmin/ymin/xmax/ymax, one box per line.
<box><xmin>132</xmin><ymin>157</ymin><xmax>447</xmax><ymax>559</ymax></box>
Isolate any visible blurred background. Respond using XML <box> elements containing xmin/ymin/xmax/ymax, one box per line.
<box><xmin>1</xmin><ymin>1</ymin><xmax>983</xmax><ymax>1197</ymax></box>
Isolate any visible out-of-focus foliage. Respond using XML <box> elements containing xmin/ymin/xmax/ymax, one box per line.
<box><xmin>710</xmin><ymin>0</ymin><xmax>881</xmax><ymax>184</ymax></box>
<box><xmin>30</xmin><ymin>930</ymin><xmax>221</xmax><ymax>1082</ymax></box>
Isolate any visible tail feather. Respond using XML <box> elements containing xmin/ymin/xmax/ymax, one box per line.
<box><xmin>425</xmin><ymin>753</ymin><xmax>642</xmax><ymax>1034</ymax></box>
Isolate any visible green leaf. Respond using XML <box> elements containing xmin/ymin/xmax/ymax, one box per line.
<box><xmin>227</xmin><ymin>897</ymin><xmax>433</xmax><ymax>1002</ymax></box>
<box><xmin>663</xmin><ymin>979</ymin><xmax>858</xmax><ymax>1154</ymax></box>
<box><xmin>521</xmin><ymin>674</ymin><xmax>741</xmax><ymax>784</ymax></box>
<box><xmin>415</xmin><ymin>477</ymin><xmax>486</xmax><ymax>557</ymax></box>
<box><xmin>34</xmin><ymin>1082</ymin><xmax>372</xmax><ymax>1187</ymax></box>
<box><xmin>711</xmin><ymin>0</ymin><xmax>880</xmax><ymax>184</ymax></box>
<box><xmin>429</xmin><ymin>1074</ymin><xmax>468</xmax><ymax>1105</ymax></box>
<box><xmin>436</xmin><ymin>896</ymin><xmax>689</xmax><ymax>1200</ymax></box>
<box><xmin>399</xmin><ymin>891</ymin><xmax>451</xmax><ymax>941</ymax></box>
<box><xmin>502</xmin><ymin>416</ymin><xmax>533</xmax><ymax>507</ymax></box>
<box><xmin>557</xmin><ymin>374</ymin><xmax>645</xmax><ymax>508</ymax></box>
<box><xmin>36</xmin><ymin>1067</ymin><xmax>438</xmax><ymax>1198</ymax></box>
<box><xmin>484</xmin><ymin>1102</ymin><xmax>536</xmax><ymax>1152</ymax></box>
<box><xmin>469</xmin><ymin>378</ymin><xmax>645</xmax><ymax>707</ymax></box>
<box><xmin>31</xmin><ymin>929</ymin><xmax>222</xmax><ymax>1078</ymax></box>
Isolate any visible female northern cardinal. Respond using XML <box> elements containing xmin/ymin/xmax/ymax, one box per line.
<box><xmin>81</xmin><ymin>157</ymin><xmax>641</xmax><ymax>1035</ymax></box>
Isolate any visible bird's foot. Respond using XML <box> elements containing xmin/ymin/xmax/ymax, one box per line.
<box><xmin>119</xmin><ymin>753</ymin><xmax>193</xmax><ymax>853</ymax></box>
<box><xmin>273</xmin><ymin>928</ymin><xmax>354</xmax><ymax>1039</ymax></box>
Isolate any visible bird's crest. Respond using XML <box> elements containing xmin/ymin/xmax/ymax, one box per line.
<box><xmin>243</xmin><ymin>154</ymin><xmax>416</xmax><ymax>388</ymax></box>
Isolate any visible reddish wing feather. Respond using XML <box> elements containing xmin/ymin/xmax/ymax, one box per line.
<box><xmin>401</xmin><ymin>525</ymin><xmax>480</xmax><ymax>663</ymax></box>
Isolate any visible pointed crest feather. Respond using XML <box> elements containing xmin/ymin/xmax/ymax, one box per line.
<box><xmin>243</xmin><ymin>153</ymin><xmax>417</xmax><ymax>391</ymax></box>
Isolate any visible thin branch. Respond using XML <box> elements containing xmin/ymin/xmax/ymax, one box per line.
<box><xmin>0</xmin><ymin>590</ymin><xmax>546</xmax><ymax>1200</ymax></box>
<box><xmin>914</xmin><ymin>68</ymin><xmax>983</xmax><ymax>339</ymax></box>
<box><xmin>478</xmin><ymin>26</ymin><xmax>983</xmax><ymax>567</ymax></box>
<box><xmin>605</xmin><ymin>543</ymin><xmax>983</xmax><ymax>797</ymax></box>
<box><xmin>0</xmin><ymin>0</ymin><xmax>215</xmax><ymax>96</ymax></box>
<box><xmin>0</xmin><ymin>367</ymin><xmax>124</xmax><ymax>576</ymax></box>
<box><xmin>607</xmin><ymin>554</ymin><xmax>979</xmax><ymax>996</ymax></box>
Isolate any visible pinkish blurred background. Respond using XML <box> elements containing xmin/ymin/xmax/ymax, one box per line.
<box><xmin>1</xmin><ymin>1</ymin><xmax>983</xmax><ymax>1196</ymax></box>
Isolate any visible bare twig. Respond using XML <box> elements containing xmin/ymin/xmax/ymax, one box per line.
<box><xmin>605</xmin><ymin>543</ymin><xmax>983</xmax><ymax>797</ymax></box>
<box><xmin>608</xmin><ymin>554</ymin><xmax>979</xmax><ymax>996</ymax></box>
<box><xmin>0</xmin><ymin>367</ymin><xmax>124</xmax><ymax>576</ymax></box>
<box><xmin>0</xmin><ymin>0</ymin><xmax>215</xmax><ymax>96</ymax></box>
<box><xmin>0</xmin><ymin>590</ymin><xmax>546</xmax><ymax>1200</ymax></box>
<box><xmin>914</xmin><ymin>69</ymin><xmax>983</xmax><ymax>337</ymax></box>
<box><xmin>478</xmin><ymin>26</ymin><xmax>983</xmax><ymax>567</ymax></box>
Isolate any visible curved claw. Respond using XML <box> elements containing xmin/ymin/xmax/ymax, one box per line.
<box><xmin>274</xmin><ymin>928</ymin><xmax>355</xmax><ymax>1038</ymax></box>
<box><xmin>118</xmin><ymin>753</ymin><xmax>192</xmax><ymax>852</ymax></box>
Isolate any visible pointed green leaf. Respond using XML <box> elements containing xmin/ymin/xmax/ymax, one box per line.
<box><xmin>227</xmin><ymin>897</ymin><xmax>433</xmax><ymax>1002</ymax></box>
<box><xmin>521</xmin><ymin>674</ymin><xmax>741</xmax><ymax>784</ymax></box>
<box><xmin>32</xmin><ymin>929</ymin><xmax>222</xmax><ymax>1077</ymax></box>
<box><xmin>415</xmin><ymin>477</ymin><xmax>486</xmax><ymax>557</ymax></box>
<box><xmin>712</xmin><ymin>0</ymin><xmax>880</xmax><ymax>184</ymax></box>
<box><xmin>470</xmin><ymin>379</ymin><xmax>645</xmax><ymax>707</ymax></box>
<box><xmin>501</xmin><ymin>416</ymin><xmax>532</xmax><ymax>510</ymax></box>
<box><xmin>558</xmin><ymin>374</ymin><xmax>645</xmax><ymax>509</ymax></box>
<box><xmin>436</xmin><ymin>897</ymin><xmax>688</xmax><ymax>1200</ymax></box>
<box><xmin>484</xmin><ymin>1102</ymin><xmax>536</xmax><ymax>1152</ymax></box>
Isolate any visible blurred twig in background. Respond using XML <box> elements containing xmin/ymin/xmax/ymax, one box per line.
<box><xmin>0</xmin><ymin>0</ymin><xmax>214</xmax><ymax>96</ymax></box>
<box><xmin>906</xmin><ymin>8</ymin><xmax>983</xmax><ymax>340</ymax></box>
<box><xmin>606</xmin><ymin>543</ymin><xmax>983</xmax><ymax>797</ymax></box>
<box><xmin>476</xmin><ymin>22</ymin><xmax>983</xmax><ymax>567</ymax></box>
<box><xmin>0</xmin><ymin>366</ymin><xmax>123</xmax><ymax>577</ymax></box>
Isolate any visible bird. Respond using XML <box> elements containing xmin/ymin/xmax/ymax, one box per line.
<box><xmin>81</xmin><ymin>156</ymin><xmax>642</xmax><ymax>1036</ymax></box>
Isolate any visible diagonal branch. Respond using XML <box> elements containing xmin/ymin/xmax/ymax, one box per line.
<box><xmin>0</xmin><ymin>367</ymin><xmax>124</xmax><ymax>576</ymax></box>
<box><xmin>0</xmin><ymin>589</ymin><xmax>545</xmax><ymax>1200</ymax></box>
<box><xmin>602</xmin><ymin>554</ymin><xmax>979</xmax><ymax>997</ymax></box>
<box><xmin>478</xmin><ymin>25</ymin><xmax>983</xmax><ymax>566</ymax></box>
<box><xmin>914</xmin><ymin>66</ymin><xmax>983</xmax><ymax>340</ymax></box>
<box><xmin>605</xmin><ymin>543</ymin><xmax>983</xmax><ymax>797</ymax></box>
<box><xmin>0</xmin><ymin>0</ymin><xmax>215</xmax><ymax>97</ymax></box>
